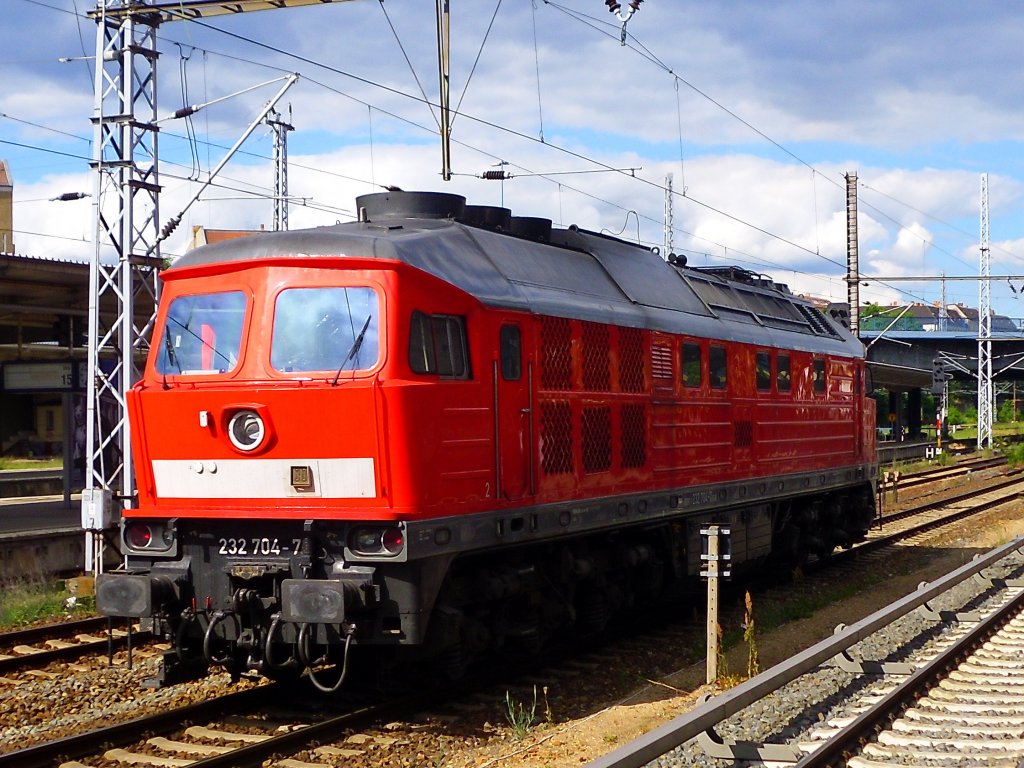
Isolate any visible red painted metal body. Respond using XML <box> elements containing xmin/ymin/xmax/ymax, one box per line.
<box><xmin>129</xmin><ymin>259</ymin><xmax>875</xmax><ymax>522</ymax></box>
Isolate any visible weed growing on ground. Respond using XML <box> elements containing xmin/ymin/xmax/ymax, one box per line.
<box><xmin>505</xmin><ymin>685</ymin><xmax>538</xmax><ymax>739</ymax></box>
<box><xmin>743</xmin><ymin>591</ymin><xmax>760</xmax><ymax>678</ymax></box>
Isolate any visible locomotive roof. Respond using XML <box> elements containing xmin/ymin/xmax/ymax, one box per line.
<box><xmin>171</xmin><ymin>212</ymin><xmax>862</xmax><ymax>359</ymax></box>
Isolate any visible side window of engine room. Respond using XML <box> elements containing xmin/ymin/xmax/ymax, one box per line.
<box><xmin>271</xmin><ymin>286</ymin><xmax>379</xmax><ymax>374</ymax></box>
<box><xmin>777</xmin><ymin>353</ymin><xmax>791</xmax><ymax>392</ymax></box>
<box><xmin>813</xmin><ymin>357</ymin><xmax>826</xmax><ymax>394</ymax></box>
<box><xmin>409</xmin><ymin>310</ymin><xmax>470</xmax><ymax>379</ymax></box>
<box><xmin>681</xmin><ymin>342</ymin><xmax>702</xmax><ymax>388</ymax></box>
<box><xmin>709</xmin><ymin>344</ymin><xmax>727</xmax><ymax>389</ymax></box>
<box><xmin>755</xmin><ymin>351</ymin><xmax>772</xmax><ymax>391</ymax></box>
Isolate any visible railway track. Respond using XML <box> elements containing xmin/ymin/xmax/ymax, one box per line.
<box><xmin>2</xmin><ymin>652</ymin><xmax>503</xmax><ymax>768</ymax></box>
<box><xmin>0</xmin><ymin>680</ymin><xmax>432</xmax><ymax>768</ymax></box>
<box><xmin>584</xmin><ymin>535</ymin><xmax>1024</xmax><ymax>767</ymax></box>
<box><xmin>879</xmin><ymin>454</ymin><xmax>1007</xmax><ymax>494</ymax></box>
<box><xmin>797</xmin><ymin>585</ymin><xmax>1024</xmax><ymax>767</ymax></box>
<box><xmin>0</xmin><ymin>617</ymin><xmax>150</xmax><ymax>677</ymax></box>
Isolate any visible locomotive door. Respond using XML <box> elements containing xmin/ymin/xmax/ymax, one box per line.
<box><xmin>495</xmin><ymin>323</ymin><xmax>531</xmax><ymax>501</ymax></box>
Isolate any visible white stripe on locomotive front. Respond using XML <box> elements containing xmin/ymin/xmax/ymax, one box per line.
<box><xmin>151</xmin><ymin>458</ymin><xmax>376</xmax><ymax>499</ymax></box>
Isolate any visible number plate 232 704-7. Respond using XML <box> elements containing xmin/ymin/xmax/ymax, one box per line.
<box><xmin>217</xmin><ymin>537</ymin><xmax>300</xmax><ymax>557</ymax></box>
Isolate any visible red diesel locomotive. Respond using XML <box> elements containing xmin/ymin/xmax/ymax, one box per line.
<box><xmin>97</xmin><ymin>191</ymin><xmax>877</xmax><ymax>688</ymax></box>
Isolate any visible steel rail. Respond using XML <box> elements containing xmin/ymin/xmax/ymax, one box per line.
<box><xmin>877</xmin><ymin>472</ymin><xmax>1024</xmax><ymax>527</ymax></box>
<box><xmin>879</xmin><ymin>456</ymin><xmax>1006</xmax><ymax>492</ymax></box>
<box><xmin>795</xmin><ymin>585</ymin><xmax>1024</xmax><ymax>767</ymax></box>
<box><xmin>583</xmin><ymin>535</ymin><xmax>1024</xmax><ymax>768</ymax></box>
<box><xmin>0</xmin><ymin>629</ymin><xmax>151</xmax><ymax>675</ymax></box>
<box><xmin>183</xmin><ymin>693</ymin><xmax>431</xmax><ymax>768</ymax></box>
<box><xmin>0</xmin><ymin>616</ymin><xmax>107</xmax><ymax>647</ymax></box>
<box><xmin>0</xmin><ymin>683</ymin><xmax>281</xmax><ymax>768</ymax></box>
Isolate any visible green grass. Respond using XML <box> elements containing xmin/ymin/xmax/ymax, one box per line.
<box><xmin>0</xmin><ymin>581</ymin><xmax>91</xmax><ymax>628</ymax></box>
<box><xmin>1004</xmin><ymin>442</ymin><xmax>1024</xmax><ymax>467</ymax></box>
<box><xmin>0</xmin><ymin>457</ymin><xmax>63</xmax><ymax>471</ymax></box>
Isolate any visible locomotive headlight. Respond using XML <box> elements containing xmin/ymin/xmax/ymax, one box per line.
<box><xmin>382</xmin><ymin>528</ymin><xmax>404</xmax><ymax>554</ymax></box>
<box><xmin>228</xmin><ymin>409</ymin><xmax>266</xmax><ymax>452</ymax></box>
<box><xmin>349</xmin><ymin>526</ymin><xmax>405</xmax><ymax>557</ymax></box>
<box><xmin>122</xmin><ymin>520</ymin><xmax>176</xmax><ymax>555</ymax></box>
<box><xmin>352</xmin><ymin>528</ymin><xmax>382</xmax><ymax>551</ymax></box>
<box><xmin>126</xmin><ymin>523</ymin><xmax>152</xmax><ymax>549</ymax></box>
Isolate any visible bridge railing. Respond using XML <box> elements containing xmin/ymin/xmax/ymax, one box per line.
<box><xmin>859</xmin><ymin>316</ymin><xmax>1024</xmax><ymax>334</ymax></box>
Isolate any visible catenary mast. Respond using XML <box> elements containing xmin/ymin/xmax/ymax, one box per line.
<box><xmin>84</xmin><ymin>0</ymin><xmax>354</xmax><ymax>575</ymax></box>
<box><xmin>978</xmin><ymin>172</ymin><xmax>992</xmax><ymax>450</ymax></box>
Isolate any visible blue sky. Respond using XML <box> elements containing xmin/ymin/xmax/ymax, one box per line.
<box><xmin>5</xmin><ymin>0</ymin><xmax>1024</xmax><ymax>318</ymax></box>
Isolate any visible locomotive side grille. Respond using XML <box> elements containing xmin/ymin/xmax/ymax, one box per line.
<box><xmin>618</xmin><ymin>327</ymin><xmax>646</xmax><ymax>393</ymax></box>
<box><xmin>650</xmin><ymin>343</ymin><xmax>674</xmax><ymax>380</ymax></box>
<box><xmin>540</xmin><ymin>400</ymin><xmax>574</xmax><ymax>475</ymax></box>
<box><xmin>541</xmin><ymin>316</ymin><xmax>573</xmax><ymax>390</ymax></box>
<box><xmin>582</xmin><ymin>406</ymin><xmax>612</xmax><ymax>473</ymax></box>
<box><xmin>620</xmin><ymin>404</ymin><xmax>647</xmax><ymax>468</ymax></box>
<box><xmin>581</xmin><ymin>321</ymin><xmax>611</xmax><ymax>391</ymax></box>
<box><xmin>735</xmin><ymin>420</ymin><xmax>753</xmax><ymax>447</ymax></box>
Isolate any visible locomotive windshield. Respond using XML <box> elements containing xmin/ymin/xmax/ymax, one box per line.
<box><xmin>155</xmin><ymin>291</ymin><xmax>247</xmax><ymax>375</ymax></box>
<box><xmin>270</xmin><ymin>286</ymin><xmax>380</xmax><ymax>374</ymax></box>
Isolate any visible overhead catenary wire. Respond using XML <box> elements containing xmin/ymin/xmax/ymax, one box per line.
<box><xmin>377</xmin><ymin>0</ymin><xmax>441</xmax><ymax>132</ymax></box>
<box><xmin>12</xmin><ymin>0</ymin><xmax>964</xmax><ymax>308</ymax></box>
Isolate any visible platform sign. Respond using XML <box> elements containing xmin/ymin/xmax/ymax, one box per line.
<box><xmin>2</xmin><ymin>361</ymin><xmax>78</xmax><ymax>391</ymax></box>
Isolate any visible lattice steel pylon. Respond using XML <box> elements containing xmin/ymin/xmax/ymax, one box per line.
<box><xmin>846</xmin><ymin>172</ymin><xmax>860</xmax><ymax>337</ymax></box>
<box><xmin>83</xmin><ymin>0</ymin><xmax>354</xmax><ymax>576</ymax></box>
<box><xmin>978</xmin><ymin>172</ymin><xmax>993</xmax><ymax>450</ymax></box>
<box><xmin>266</xmin><ymin>107</ymin><xmax>294</xmax><ymax>231</ymax></box>
<box><xmin>83</xmin><ymin>4</ymin><xmax>163</xmax><ymax>574</ymax></box>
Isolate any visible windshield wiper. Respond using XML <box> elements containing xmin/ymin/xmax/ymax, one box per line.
<box><xmin>164</xmin><ymin>332</ymin><xmax>182</xmax><ymax>374</ymax></box>
<box><xmin>331</xmin><ymin>315</ymin><xmax>372</xmax><ymax>386</ymax></box>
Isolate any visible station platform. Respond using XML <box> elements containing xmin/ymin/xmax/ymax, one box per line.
<box><xmin>0</xmin><ymin>493</ymin><xmax>81</xmax><ymax>536</ymax></box>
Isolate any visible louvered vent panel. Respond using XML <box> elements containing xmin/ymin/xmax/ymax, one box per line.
<box><xmin>651</xmin><ymin>344</ymin><xmax>674</xmax><ymax>380</ymax></box>
<box><xmin>541</xmin><ymin>400</ymin><xmax>573</xmax><ymax>475</ymax></box>
<box><xmin>541</xmin><ymin>316</ymin><xmax>573</xmax><ymax>390</ymax></box>
<box><xmin>735</xmin><ymin>420</ymin><xmax>753</xmax><ymax>448</ymax></box>
<box><xmin>619</xmin><ymin>327</ymin><xmax>646</xmax><ymax>393</ymax></box>
<box><xmin>581</xmin><ymin>321</ymin><xmax>611</xmax><ymax>391</ymax></box>
<box><xmin>582</xmin><ymin>407</ymin><xmax>612</xmax><ymax>473</ymax></box>
<box><xmin>620</xmin><ymin>404</ymin><xmax>647</xmax><ymax>468</ymax></box>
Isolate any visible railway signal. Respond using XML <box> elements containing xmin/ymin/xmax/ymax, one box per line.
<box><xmin>931</xmin><ymin>356</ymin><xmax>951</xmax><ymax>395</ymax></box>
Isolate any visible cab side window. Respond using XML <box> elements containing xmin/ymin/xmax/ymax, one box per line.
<box><xmin>409</xmin><ymin>310</ymin><xmax>470</xmax><ymax>378</ymax></box>
<box><xmin>500</xmin><ymin>324</ymin><xmax>522</xmax><ymax>381</ymax></box>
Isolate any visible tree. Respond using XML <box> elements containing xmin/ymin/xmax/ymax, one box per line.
<box><xmin>860</xmin><ymin>303</ymin><xmax>925</xmax><ymax>332</ymax></box>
